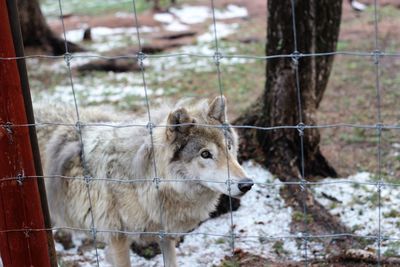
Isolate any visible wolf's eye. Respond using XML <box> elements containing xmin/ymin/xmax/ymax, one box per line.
<box><xmin>200</xmin><ymin>150</ymin><xmax>212</xmax><ymax>159</ymax></box>
<box><xmin>227</xmin><ymin>143</ymin><xmax>232</xmax><ymax>150</ymax></box>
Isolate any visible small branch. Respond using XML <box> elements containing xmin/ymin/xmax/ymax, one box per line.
<box><xmin>321</xmin><ymin>192</ymin><xmax>342</xmax><ymax>203</ymax></box>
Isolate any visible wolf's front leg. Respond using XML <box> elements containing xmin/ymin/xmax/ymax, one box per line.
<box><xmin>105</xmin><ymin>236</ymin><xmax>131</xmax><ymax>267</ymax></box>
<box><xmin>159</xmin><ymin>238</ymin><xmax>177</xmax><ymax>267</ymax></box>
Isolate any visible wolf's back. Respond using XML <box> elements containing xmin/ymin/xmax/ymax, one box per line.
<box><xmin>34</xmin><ymin>103</ymin><xmax>121</xmax><ymax>226</ymax></box>
<box><xmin>34</xmin><ymin>103</ymin><xmax>76</xmax><ymax>157</ymax></box>
<box><xmin>34</xmin><ymin>103</ymin><xmax>117</xmax><ymax>151</ymax></box>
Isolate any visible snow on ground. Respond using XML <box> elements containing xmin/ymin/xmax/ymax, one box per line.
<box><xmin>37</xmin><ymin>4</ymin><xmax>251</xmax><ymax>98</ymax></box>
<box><xmin>154</xmin><ymin>13</ymin><xmax>175</xmax><ymax>24</ymax></box>
<box><xmin>147</xmin><ymin>42</ymin><xmax>245</xmax><ymax>77</ymax></box>
<box><xmin>64</xmin><ymin>26</ymin><xmax>159</xmax><ymax>52</ymax></box>
<box><xmin>147</xmin><ymin>22</ymin><xmax>250</xmax><ymax>80</ymax></box>
<box><xmin>169</xmin><ymin>6</ymin><xmax>210</xmax><ymax>25</ymax></box>
<box><xmin>60</xmin><ymin>5</ymin><xmax>249</xmax><ymax>54</ymax></box>
<box><xmin>197</xmin><ymin>23</ymin><xmax>239</xmax><ymax>43</ymax></box>
<box><xmin>32</xmin><ymin>70</ymin><xmax>164</xmax><ymax>108</ymax></box>
<box><xmin>170</xmin><ymin>5</ymin><xmax>248</xmax><ymax>24</ymax></box>
<box><xmin>40</xmin><ymin>5</ymin><xmax>250</xmax><ymax>103</ymax></box>
<box><xmin>34</xmin><ymin>18</ymin><xmax>250</xmax><ymax>106</ymax></box>
<box><xmin>55</xmin><ymin>162</ymin><xmax>400</xmax><ymax>266</ymax></box>
<box><xmin>314</xmin><ymin>173</ymin><xmax>400</xmax><ymax>256</ymax></box>
<box><xmin>154</xmin><ymin>5</ymin><xmax>247</xmax><ymax>32</ymax></box>
<box><xmin>213</xmin><ymin>5</ymin><xmax>248</xmax><ymax>20</ymax></box>
<box><xmin>164</xmin><ymin>21</ymin><xmax>190</xmax><ymax>32</ymax></box>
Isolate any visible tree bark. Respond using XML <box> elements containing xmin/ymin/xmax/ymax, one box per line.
<box><xmin>237</xmin><ymin>0</ymin><xmax>340</xmax><ymax>179</ymax></box>
<box><xmin>17</xmin><ymin>0</ymin><xmax>83</xmax><ymax>55</ymax></box>
<box><xmin>235</xmin><ymin>0</ymin><xmax>358</xmax><ymax>253</ymax></box>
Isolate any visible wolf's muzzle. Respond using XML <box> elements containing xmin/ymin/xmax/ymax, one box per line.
<box><xmin>237</xmin><ymin>178</ymin><xmax>254</xmax><ymax>193</ymax></box>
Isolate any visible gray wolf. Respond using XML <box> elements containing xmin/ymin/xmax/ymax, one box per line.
<box><xmin>35</xmin><ymin>96</ymin><xmax>253</xmax><ymax>267</ymax></box>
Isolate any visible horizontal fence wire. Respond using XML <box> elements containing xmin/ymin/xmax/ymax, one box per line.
<box><xmin>1</xmin><ymin>226</ymin><xmax>400</xmax><ymax>243</ymax></box>
<box><xmin>1</xmin><ymin>51</ymin><xmax>400</xmax><ymax>61</ymax></box>
<box><xmin>1</xmin><ymin>0</ymin><xmax>399</xmax><ymax>265</ymax></box>
<box><xmin>1</xmin><ymin>122</ymin><xmax>400</xmax><ymax>130</ymax></box>
<box><xmin>1</xmin><ymin>175</ymin><xmax>400</xmax><ymax>187</ymax></box>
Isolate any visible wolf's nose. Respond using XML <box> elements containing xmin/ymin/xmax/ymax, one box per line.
<box><xmin>238</xmin><ymin>178</ymin><xmax>254</xmax><ymax>193</ymax></box>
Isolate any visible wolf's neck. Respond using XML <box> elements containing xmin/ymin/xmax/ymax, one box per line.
<box><xmin>82</xmin><ymin>122</ymin><xmax>174</xmax><ymax>180</ymax></box>
<box><xmin>156</xmin><ymin>185</ymin><xmax>220</xmax><ymax>232</ymax></box>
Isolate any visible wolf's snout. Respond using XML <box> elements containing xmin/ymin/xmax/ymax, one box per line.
<box><xmin>238</xmin><ymin>178</ymin><xmax>254</xmax><ymax>193</ymax></box>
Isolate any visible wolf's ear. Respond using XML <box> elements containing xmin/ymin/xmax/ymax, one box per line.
<box><xmin>166</xmin><ymin>108</ymin><xmax>193</xmax><ymax>141</ymax></box>
<box><xmin>208</xmin><ymin>96</ymin><xmax>227</xmax><ymax>123</ymax></box>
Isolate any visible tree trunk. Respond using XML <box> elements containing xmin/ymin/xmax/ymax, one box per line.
<box><xmin>17</xmin><ymin>0</ymin><xmax>83</xmax><ymax>55</ymax></box>
<box><xmin>238</xmin><ymin>0</ymin><xmax>340</xmax><ymax>178</ymax></box>
<box><xmin>235</xmin><ymin>0</ymin><xmax>358</xmax><ymax>253</ymax></box>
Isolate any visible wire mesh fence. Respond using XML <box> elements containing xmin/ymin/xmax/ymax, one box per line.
<box><xmin>0</xmin><ymin>0</ymin><xmax>399</xmax><ymax>266</ymax></box>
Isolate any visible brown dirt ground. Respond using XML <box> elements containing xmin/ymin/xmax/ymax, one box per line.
<box><xmin>218</xmin><ymin>248</ymin><xmax>400</xmax><ymax>267</ymax></box>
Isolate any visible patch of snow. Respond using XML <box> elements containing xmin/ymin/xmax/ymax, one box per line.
<box><xmin>154</xmin><ymin>12</ymin><xmax>190</xmax><ymax>32</ymax></box>
<box><xmin>65</xmin><ymin>28</ymin><xmax>85</xmax><ymax>43</ymax></box>
<box><xmin>179</xmin><ymin>44</ymin><xmax>215</xmax><ymax>55</ymax></box>
<box><xmin>169</xmin><ymin>5</ymin><xmax>248</xmax><ymax>25</ymax></box>
<box><xmin>147</xmin><ymin>41</ymin><xmax>250</xmax><ymax>79</ymax></box>
<box><xmin>140</xmin><ymin>26</ymin><xmax>159</xmax><ymax>33</ymax></box>
<box><xmin>89</xmin><ymin>27</ymin><xmax>160</xmax><ymax>52</ymax></box>
<box><xmin>90</xmin><ymin>26</ymin><xmax>141</xmax><ymax>38</ymax></box>
<box><xmin>392</xmin><ymin>143</ymin><xmax>400</xmax><ymax>149</ymax></box>
<box><xmin>145</xmin><ymin>39</ymin><xmax>252</xmax><ymax>76</ymax></box>
<box><xmin>197</xmin><ymin>23</ymin><xmax>239</xmax><ymax>43</ymax></box>
<box><xmin>314</xmin><ymin>172</ymin><xmax>400</xmax><ymax>257</ymax></box>
<box><xmin>147</xmin><ymin>44</ymin><xmax>214</xmax><ymax>74</ymax></box>
<box><xmin>154</xmin><ymin>13</ymin><xmax>175</xmax><ymax>24</ymax></box>
<box><xmin>351</xmin><ymin>0</ymin><xmax>367</xmax><ymax>12</ymax></box>
<box><xmin>64</xmin><ymin>26</ymin><xmax>157</xmax><ymax>53</ymax></box>
<box><xmin>213</xmin><ymin>4</ymin><xmax>248</xmax><ymax>20</ymax></box>
<box><xmin>170</xmin><ymin>6</ymin><xmax>210</xmax><ymax>24</ymax></box>
<box><xmin>165</xmin><ymin>21</ymin><xmax>190</xmax><ymax>32</ymax></box>
<box><xmin>154</xmin><ymin>5</ymin><xmax>247</xmax><ymax>33</ymax></box>
<box><xmin>91</xmin><ymin>27</ymin><xmax>122</xmax><ymax>36</ymax></box>
<box><xmin>33</xmin><ymin>71</ymin><xmax>150</xmax><ymax>106</ymax></box>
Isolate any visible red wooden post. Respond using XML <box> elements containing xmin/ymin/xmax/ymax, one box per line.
<box><xmin>0</xmin><ymin>0</ymin><xmax>56</xmax><ymax>266</ymax></box>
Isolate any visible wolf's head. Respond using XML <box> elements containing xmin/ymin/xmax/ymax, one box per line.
<box><xmin>165</xmin><ymin>96</ymin><xmax>253</xmax><ymax>198</ymax></box>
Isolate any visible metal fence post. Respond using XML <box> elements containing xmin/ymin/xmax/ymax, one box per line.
<box><xmin>0</xmin><ymin>0</ymin><xmax>57</xmax><ymax>266</ymax></box>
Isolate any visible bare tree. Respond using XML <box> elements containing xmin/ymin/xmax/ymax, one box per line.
<box><xmin>235</xmin><ymin>0</ymin><xmax>357</xmax><ymax>252</ymax></box>
<box><xmin>17</xmin><ymin>0</ymin><xmax>82</xmax><ymax>55</ymax></box>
